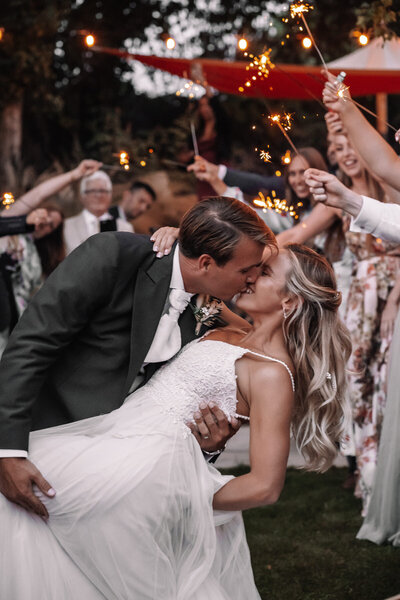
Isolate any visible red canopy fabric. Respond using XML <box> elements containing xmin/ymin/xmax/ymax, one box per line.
<box><xmin>94</xmin><ymin>46</ymin><xmax>400</xmax><ymax>99</ymax></box>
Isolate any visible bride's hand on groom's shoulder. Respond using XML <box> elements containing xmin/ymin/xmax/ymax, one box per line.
<box><xmin>187</xmin><ymin>403</ymin><xmax>241</xmax><ymax>452</ymax></box>
<box><xmin>150</xmin><ymin>227</ymin><xmax>180</xmax><ymax>258</ymax></box>
<box><xmin>0</xmin><ymin>457</ymin><xmax>56</xmax><ymax>519</ymax></box>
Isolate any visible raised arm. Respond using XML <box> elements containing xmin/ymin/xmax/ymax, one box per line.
<box><xmin>213</xmin><ymin>360</ymin><xmax>293</xmax><ymax>510</ymax></box>
<box><xmin>323</xmin><ymin>74</ymin><xmax>400</xmax><ymax>191</ymax></box>
<box><xmin>4</xmin><ymin>159</ymin><xmax>102</xmax><ymax>216</ymax></box>
<box><xmin>276</xmin><ymin>202</ymin><xmax>339</xmax><ymax>247</ymax></box>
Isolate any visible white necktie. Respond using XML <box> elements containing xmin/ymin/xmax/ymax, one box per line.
<box><xmin>144</xmin><ymin>288</ymin><xmax>193</xmax><ymax>363</ymax></box>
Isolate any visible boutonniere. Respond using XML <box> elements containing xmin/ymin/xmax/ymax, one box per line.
<box><xmin>191</xmin><ymin>294</ymin><xmax>223</xmax><ymax>335</ymax></box>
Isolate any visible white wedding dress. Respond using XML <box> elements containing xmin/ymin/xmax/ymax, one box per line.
<box><xmin>0</xmin><ymin>338</ymin><xmax>293</xmax><ymax>599</ymax></box>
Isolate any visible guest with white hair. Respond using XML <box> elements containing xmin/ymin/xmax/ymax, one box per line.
<box><xmin>64</xmin><ymin>171</ymin><xmax>133</xmax><ymax>255</ymax></box>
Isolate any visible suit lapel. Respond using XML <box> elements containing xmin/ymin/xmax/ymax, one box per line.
<box><xmin>123</xmin><ymin>248</ymin><xmax>175</xmax><ymax>396</ymax></box>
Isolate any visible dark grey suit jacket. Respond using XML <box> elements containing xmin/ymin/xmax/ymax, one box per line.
<box><xmin>0</xmin><ymin>233</ymin><xmax>200</xmax><ymax>452</ymax></box>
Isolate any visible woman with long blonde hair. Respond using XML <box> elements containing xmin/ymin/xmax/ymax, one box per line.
<box><xmin>0</xmin><ymin>240</ymin><xmax>351</xmax><ymax>599</ymax></box>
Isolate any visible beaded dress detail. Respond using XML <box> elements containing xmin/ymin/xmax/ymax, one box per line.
<box><xmin>0</xmin><ymin>337</ymin><xmax>294</xmax><ymax>600</ymax></box>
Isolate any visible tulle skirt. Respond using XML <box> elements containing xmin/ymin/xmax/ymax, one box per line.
<box><xmin>0</xmin><ymin>387</ymin><xmax>260</xmax><ymax>599</ymax></box>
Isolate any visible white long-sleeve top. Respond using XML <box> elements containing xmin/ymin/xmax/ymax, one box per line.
<box><xmin>351</xmin><ymin>195</ymin><xmax>400</xmax><ymax>244</ymax></box>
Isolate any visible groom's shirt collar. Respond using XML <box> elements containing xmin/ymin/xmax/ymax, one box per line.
<box><xmin>170</xmin><ymin>244</ymin><xmax>192</xmax><ymax>297</ymax></box>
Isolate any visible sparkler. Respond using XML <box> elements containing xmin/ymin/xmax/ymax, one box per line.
<box><xmin>281</xmin><ymin>150</ymin><xmax>291</xmax><ymax>164</ymax></box>
<box><xmin>1</xmin><ymin>192</ymin><xmax>15</xmax><ymax>210</ymax></box>
<box><xmin>268</xmin><ymin>113</ymin><xmax>299</xmax><ymax>155</ymax></box>
<box><xmin>253</xmin><ymin>191</ymin><xmax>300</xmax><ymax>220</ymax></box>
<box><xmin>257</xmin><ymin>149</ymin><xmax>272</xmax><ymax>163</ymax></box>
<box><xmin>289</xmin><ymin>3</ymin><xmax>328</xmax><ymax>72</ymax></box>
<box><xmin>102</xmin><ymin>151</ymin><xmax>131</xmax><ymax>172</ymax></box>
<box><xmin>240</xmin><ymin>49</ymin><xmax>274</xmax><ymax>92</ymax></box>
<box><xmin>335</xmin><ymin>84</ymin><xmax>398</xmax><ymax>133</ymax></box>
<box><xmin>190</xmin><ymin>121</ymin><xmax>199</xmax><ymax>157</ymax></box>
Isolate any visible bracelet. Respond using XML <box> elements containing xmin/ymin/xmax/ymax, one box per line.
<box><xmin>202</xmin><ymin>446</ymin><xmax>226</xmax><ymax>457</ymax></box>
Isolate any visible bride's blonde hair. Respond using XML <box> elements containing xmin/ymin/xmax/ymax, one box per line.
<box><xmin>282</xmin><ymin>244</ymin><xmax>352</xmax><ymax>472</ymax></box>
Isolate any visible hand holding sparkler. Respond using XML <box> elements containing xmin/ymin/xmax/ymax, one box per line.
<box><xmin>322</xmin><ymin>72</ymin><xmax>352</xmax><ymax>113</ymax></box>
<box><xmin>187</xmin><ymin>156</ymin><xmax>219</xmax><ymax>182</ymax></box>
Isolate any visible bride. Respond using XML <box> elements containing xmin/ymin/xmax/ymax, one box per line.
<box><xmin>0</xmin><ymin>243</ymin><xmax>351</xmax><ymax>600</ymax></box>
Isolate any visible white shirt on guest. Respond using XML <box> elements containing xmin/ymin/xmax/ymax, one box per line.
<box><xmin>350</xmin><ymin>195</ymin><xmax>400</xmax><ymax>244</ymax></box>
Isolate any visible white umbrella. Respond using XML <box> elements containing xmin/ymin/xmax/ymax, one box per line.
<box><xmin>328</xmin><ymin>36</ymin><xmax>400</xmax><ymax>135</ymax></box>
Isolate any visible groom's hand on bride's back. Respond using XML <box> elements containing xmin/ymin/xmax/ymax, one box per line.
<box><xmin>188</xmin><ymin>403</ymin><xmax>241</xmax><ymax>452</ymax></box>
<box><xmin>0</xmin><ymin>457</ymin><xmax>55</xmax><ymax>518</ymax></box>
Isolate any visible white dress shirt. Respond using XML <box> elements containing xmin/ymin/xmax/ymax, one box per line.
<box><xmin>350</xmin><ymin>195</ymin><xmax>400</xmax><ymax>243</ymax></box>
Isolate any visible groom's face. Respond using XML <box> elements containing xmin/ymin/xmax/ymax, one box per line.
<box><xmin>202</xmin><ymin>237</ymin><xmax>264</xmax><ymax>301</ymax></box>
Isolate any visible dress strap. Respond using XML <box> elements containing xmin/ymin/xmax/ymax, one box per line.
<box><xmin>244</xmin><ymin>350</ymin><xmax>296</xmax><ymax>393</ymax></box>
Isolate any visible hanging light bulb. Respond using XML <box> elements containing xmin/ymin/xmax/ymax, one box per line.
<box><xmin>85</xmin><ymin>34</ymin><xmax>95</xmax><ymax>47</ymax></box>
<box><xmin>238</xmin><ymin>37</ymin><xmax>248</xmax><ymax>51</ymax></box>
<box><xmin>165</xmin><ymin>37</ymin><xmax>176</xmax><ymax>50</ymax></box>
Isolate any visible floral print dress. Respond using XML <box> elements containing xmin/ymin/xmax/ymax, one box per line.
<box><xmin>344</xmin><ymin>228</ymin><xmax>400</xmax><ymax>515</ymax></box>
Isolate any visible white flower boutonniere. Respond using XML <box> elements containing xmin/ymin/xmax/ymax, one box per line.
<box><xmin>191</xmin><ymin>294</ymin><xmax>223</xmax><ymax>335</ymax></box>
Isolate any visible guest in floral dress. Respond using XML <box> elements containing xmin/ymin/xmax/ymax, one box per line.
<box><xmin>344</xmin><ymin>228</ymin><xmax>400</xmax><ymax>514</ymax></box>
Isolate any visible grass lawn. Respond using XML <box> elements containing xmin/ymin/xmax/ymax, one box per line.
<box><xmin>224</xmin><ymin>466</ymin><xmax>400</xmax><ymax>600</ymax></box>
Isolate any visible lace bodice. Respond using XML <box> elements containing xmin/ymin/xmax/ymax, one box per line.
<box><xmin>139</xmin><ymin>338</ymin><xmax>295</xmax><ymax>436</ymax></box>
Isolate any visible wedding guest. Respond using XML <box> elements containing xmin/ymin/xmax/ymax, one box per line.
<box><xmin>63</xmin><ymin>170</ymin><xmax>133</xmax><ymax>255</ymax></box>
<box><xmin>3</xmin><ymin>160</ymin><xmax>102</xmax><ymax>217</ymax></box>
<box><xmin>109</xmin><ymin>181</ymin><xmax>156</xmax><ymax>229</ymax></box>
<box><xmin>306</xmin><ymin>162</ymin><xmax>400</xmax><ymax>545</ymax></box>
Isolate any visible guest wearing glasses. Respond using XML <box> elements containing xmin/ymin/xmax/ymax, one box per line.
<box><xmin>63</xmin><ymin>171</ymin><xmax>133</xmax><ymax>255</ymax></box>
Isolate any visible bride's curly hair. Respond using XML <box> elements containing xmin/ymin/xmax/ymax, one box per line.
<box><xmin>283</xmin><ymin>244</ymin><xmax>352</xmax><ymax>472</ymax></box>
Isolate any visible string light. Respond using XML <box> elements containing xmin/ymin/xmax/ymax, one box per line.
<box><xmin>358</xmin><ymin>34</ymin><xmax>369</xmax><ymax>46</ymax></box>
<box><xmin>165</xmin><ymin>37</ymin><xmax>176</xmax><ymax>50</ymax></box>
<box><xmin>139</xmin><ymin>160</ymin><xmax>146</xmax><ymax>167</ymax></box>
<box><xmin>302</xmin><ymin>37</ymin><xmax>312</xmax><ymax>49</ymax></box>
<box><xmin>238</xmin><ymin>37</ymin><xmax>248</xmax><ymax>51</ymax></box>
<box><xmin>176</xmin><ymin>79</ymin><xmax>203</xmax><ymax>98</ymax></box>
<box><xmin>85</xmin><ymin>34</ymin><xmax>95</xmax><ymax>47</ymax></box>
<box><xmin>1</xmin><ymin>192</ymin><xmax>15</xmax><ymax>210</ymax></box>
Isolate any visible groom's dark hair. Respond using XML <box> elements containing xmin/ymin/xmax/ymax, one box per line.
<box><xmin>179</xmin><ymin>196</ymin><xmax>276</xmax><ymax>266</ymax></box>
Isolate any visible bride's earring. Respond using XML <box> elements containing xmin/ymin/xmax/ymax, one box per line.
<box><xmin>283</xmin><ymin>307</ymin><xmax>288</xmax><ymax>319</ymax></box>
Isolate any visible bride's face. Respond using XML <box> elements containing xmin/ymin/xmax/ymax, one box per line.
<box><xmin>236</xmin><ymin>250</ymin><xmax>291</xmax><ymax>316</ymax></box>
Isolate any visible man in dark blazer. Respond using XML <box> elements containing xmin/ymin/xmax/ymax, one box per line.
<box><xmin>0</xmin><ymin>197</ymin><xmax>276</xmax><ymax>517</ymax></box>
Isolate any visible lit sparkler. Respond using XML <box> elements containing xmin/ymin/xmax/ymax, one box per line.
<box><xmin>259</xmin><ymin>149</ymin><xmax>272</xmax><ymax>163</ymax></box>
<box><xmin>268</xmin><ymin>113</ymin><xmax>299</xmax><ymax>155</ymax></box>
<box><xmin>119</xmin><ymin>151</ymin><xmax>130</xmax><ymax>170</ymax></box>
<box><xmin>1</xmin><ymin>192</ymin><xmax>15</xmax><ymax>210</ymax></box>
<box><xmin>281</xmin><ymin>150</ymin><xmax>291</xmax><ymax>164</ymax></box>
<box><xmin>239</xmin><ymin>49</ymin><xmax>274</xmax><ymax>92</ymax></box>
<box><xmin>253</xmin><ymin>191</ymin><xmax>300</xmax><ymax>220</ymax></box>
<box><xmin>289</xmin><ymin>3</ymin><xmax>328</xmax><ymax>71</ymax></box>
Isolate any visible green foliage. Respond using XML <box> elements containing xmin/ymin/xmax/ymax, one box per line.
<box><xmin>0</xmin><ymin>0</ymin><xmax>399</xmax><ymax>180</ymax></box>
<box><xmin>224</xmin><ymin>466</ymin><xmax>400</xmax><ymax>600</ymax></box>
<box><xmin>355</xmin><ymin>0</ymin><xmax>400</xmax><ymax>39</ymax></box>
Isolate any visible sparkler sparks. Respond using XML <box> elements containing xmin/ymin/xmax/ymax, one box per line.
<box><xmin>268</xmin><ymin>113</ymin><xmax>293</xmax><ymax>131</ymax></box>
<box><xmin>259</xmin><ymin>149</ymin><xmax>272</xmax><ymax>163</ymax></box>
<box><xmin>282</xmin><ymin>150</ymin><xmax>291</xmax><ymax>164</ymax></box>
<box><xmin>290</xmin><ymin>3</ymin><xmax>313</xmax><ymax>19</ymax></box>
<box><xmin>119</xmin><ymin>151</ymin><xmax>130</xmax><ymax>170</ymax></box>
<box><xmin>253</xmin><ymin>191</ymin><xmax>300</xmax><ymax>220</ymax></box>
<box><xmin>337</xmin><ymin>83</ymin><xmax>350</xmax><ymax>99</ymax></box>
<box><xmin>1</xmin><ymin>192</ymin><xmax>15</xmax><ymax>210</ymax></box>
<box><xmin>239</xmin><ymin>49</ymin><xmax>274</xmax><ymax>92</ymax></box>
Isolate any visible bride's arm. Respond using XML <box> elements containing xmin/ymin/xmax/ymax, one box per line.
<box><xmin>213</xmin><ymin>361</ymin><xmax>293</xmax><ymax>511</ymax></box>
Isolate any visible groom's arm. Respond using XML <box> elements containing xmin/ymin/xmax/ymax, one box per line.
<box><xmin>0</xmin><ymin>232</ymin><xmax>143</xmax><ymax>452</ymax></box>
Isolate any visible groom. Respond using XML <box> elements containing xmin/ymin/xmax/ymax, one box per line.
<box><xmin>0</xmin><ymin>197</ymin><xmax>276</xmax><ymax>517</ymax></box>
